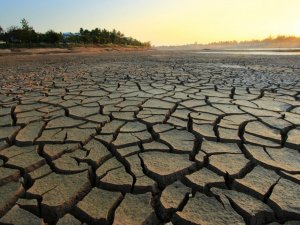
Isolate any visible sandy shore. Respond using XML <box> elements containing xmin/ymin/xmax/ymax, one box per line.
<box><xmin>0</xmin><ymin>46</ymin><xmax>150</xmax><ymax>57</ymax></box>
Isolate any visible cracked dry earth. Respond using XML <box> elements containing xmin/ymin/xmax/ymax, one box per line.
<box><xmin>0</xmin><ymin>51</ymin><xmax>300</xmax><ymax>225</ymax></box>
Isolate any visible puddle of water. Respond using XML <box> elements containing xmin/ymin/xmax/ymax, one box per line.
<box><xmin>196</xmin><ymin>62</ymin><xmax>246</xmax><ymax>69</ymax></box>
<box><xmin>218</xmin><ymin>64</ymin><xmax>246</xmax><ymax>68</ymax></box>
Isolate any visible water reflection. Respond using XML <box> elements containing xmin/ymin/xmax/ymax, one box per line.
<box><xmin>196</xmin><ymin>49</ymin><xmax>300</xmax><ymax>56</ymax></box>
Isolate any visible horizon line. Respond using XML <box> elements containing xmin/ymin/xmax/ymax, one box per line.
<box><xmin>154</xmin><ymin>35</ymin><xmax>300</xmax><ymax>47</ymax></box>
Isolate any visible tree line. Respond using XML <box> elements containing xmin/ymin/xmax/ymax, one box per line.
<box><xmin>158</xmin><ymin>35</ymin><xmax>300</xmax><ymax>50</ymax></box>
<box><xmin>0</xmin><ymin>19</ymin><xmax>150</xmax><ymax>48</ymax></box>
<box><xmin>206</xmin><ymin>35</ymin><xmax>300</xmax><ymax>47</ymax></box>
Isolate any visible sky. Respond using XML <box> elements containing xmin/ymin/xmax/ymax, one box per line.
<box><xmin>0</xmin><ymin>0</ymin><xmax>299</xmax><ymax>46</ymax></box>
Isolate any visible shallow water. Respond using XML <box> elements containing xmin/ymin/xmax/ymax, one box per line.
<box><xmin>196</xmin><ymin>50</ymin><xmax>300</xmax><ymax>56</ymax></box>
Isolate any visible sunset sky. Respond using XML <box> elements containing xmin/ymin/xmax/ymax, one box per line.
<box><xmin>0</xmin><ymin>0</ymin><xmax>299</xmax><ymax>45</ymax></box>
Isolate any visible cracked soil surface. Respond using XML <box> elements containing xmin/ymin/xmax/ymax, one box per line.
<box><xmin>0</xmin><ymin>51</ymin><xmax>299</xmax><ymax>225</ymax></box>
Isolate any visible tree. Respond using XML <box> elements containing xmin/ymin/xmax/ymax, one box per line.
<box><xmin>79</xmin><ymin>28</ymin><xmax>84</xmax><ymax>35</ymax></box>
<box><xmin>79</xmin><ymin>29</ymin><xmax>92</xmax><ymax>43</ymax></box>
<box><xmin>0</xmin><ymin>26</ymin><xmax>4</xmax><ymax>42</ymax></box>
<box><xmin>143</xmin><ymin>41</ymin><xmax>151</xmax><ymax>48</ymax></box>
<box><xmin>19</xmin><ymin>19</ymin><xmax>37</xmax><ymax>43</ymax></box>
<box><xmin>43</xmin><ymin>30</ymin><xmax>62</xmax><ymax>43</ymax></box>
<box><xmin>5</xmin><ymin>19</ymin><xmax>37</xmax><ymax>44</ymax></box>
<box><xmin>20</xmin><ymin>18</ymin><xmax>32</xmax><ymax>31</ymax></box>
<box><xmin>6</xmin><ymin>26</ymin><xmax>22</xmax><ymax>43</ymax></box>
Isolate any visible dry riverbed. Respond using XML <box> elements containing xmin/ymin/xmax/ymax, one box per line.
<box><xmin>0</xmin><ymin>50</ymin><xmax>299</xmax><ymax>224</ymax></box>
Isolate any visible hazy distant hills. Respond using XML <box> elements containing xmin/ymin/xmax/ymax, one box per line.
<box><xmin>157</xmin><ymin>36</ymin><xmax>300</xmax><ymax>50</ymax></box>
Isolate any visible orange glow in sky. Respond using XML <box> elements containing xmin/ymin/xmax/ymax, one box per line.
<box><xmin>124</xmin><ymin>0</ymin><xmax>300</xmax><ymax>45</ymax></box>
<box><xmin>1</xmin><ymin>0</ymin><xmax>299</xmax><ymax>45</ymax></box>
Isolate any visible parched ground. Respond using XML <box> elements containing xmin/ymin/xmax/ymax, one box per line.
<box><xmin>0</xmin><ymin>51</ymin><xmax>300</xmax><ymax>225</ymax></box>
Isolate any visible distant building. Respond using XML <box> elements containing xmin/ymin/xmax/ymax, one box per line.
<box><xmin>63</xmin><ymin>32</ymin><xmax>80</xmax><ymax>38</ymax></box>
